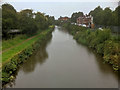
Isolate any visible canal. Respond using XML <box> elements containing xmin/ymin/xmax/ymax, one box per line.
<box><xmin>6</xmin><ymin>26</ymin><xmax>118</xmax><ymax>88</ymax></box>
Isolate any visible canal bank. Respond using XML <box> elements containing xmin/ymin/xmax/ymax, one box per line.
<box><xmin>4</xmin><ymin>26</ymin><xmax>118</xmax><ymax>88</ymax></box>
<box><xmin>61</xmin><ymin>23</ymin><xmax>119</xmax><ymax>71</ymax></box>
<box><xmin>2</xmin><ymin>26</ymin><xmax>54</xmax><ymax>86</ymax></box>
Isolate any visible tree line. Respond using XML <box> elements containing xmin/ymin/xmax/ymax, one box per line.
<box><xmin>70</xmin><ymin>6</ymin><xmax>120</xmax><ymax>27</ymax></box>
<box><xmin>2</xmin><ymin>4</ymin><xmax>55</xmax><ymax>39</ymax></box>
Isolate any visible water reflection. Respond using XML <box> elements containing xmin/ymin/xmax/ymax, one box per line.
<box><xmin>20</xmin><ymin>35</ymin><xmax>52</xmax><ymax>73</ymax></box>
<box><xmin>75</xmin><ymin>39</ymin><xmax>118</xmax><ymax>81</ymax></box>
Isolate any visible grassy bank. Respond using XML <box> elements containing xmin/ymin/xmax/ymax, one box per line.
<box><xmin>1</xmin><ymin>26</ymin><xmax>54</xmax><ymax>85</ymax></box>
<box><xmin>62</xmin><ymin>23</ymin><xmax>120</xmax><ymax>71</ymax></box>
<box><xmin>2</xmin><ymin>35</ymin><xmax>28</xmax><ymax>51</ymax></box>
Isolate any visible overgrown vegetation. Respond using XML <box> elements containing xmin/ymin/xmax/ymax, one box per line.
<box><xmin>62</xmin><ymin>23</ymin><xmax>120</xmax><ymax>71</ymax></box>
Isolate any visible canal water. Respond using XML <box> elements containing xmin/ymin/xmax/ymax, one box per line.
<box><xmin>6</xmin><ymin>26</ymin><xmax>118</xmax><ymax>88</ymax></box>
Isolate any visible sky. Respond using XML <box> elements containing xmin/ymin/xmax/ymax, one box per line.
<box><xmin>1</xmin><ymin>0</ymin><xmax>119</xmax><ymax>19</ymax></box>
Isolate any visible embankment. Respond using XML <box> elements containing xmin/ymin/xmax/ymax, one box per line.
<box><xmin>62</xmin><ymin>23</ymin><xmax>119</xmax><ymax>71</ymax></box>
<box><xmin>1</xmin><ymin>26</ymin><xmax>54</xmax><ymax>85</ymax></box>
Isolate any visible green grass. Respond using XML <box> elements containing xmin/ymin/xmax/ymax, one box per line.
<box><xmin>1</xmin><ymin>30</ymin><xmax>50</xmax><ymax>63</ymax></box>
<box><xmin>2</xmin><ymin>35</ymin><xmax>28</xmax><ymax>51</ymax></box>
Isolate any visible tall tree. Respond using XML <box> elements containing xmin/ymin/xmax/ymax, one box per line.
<box><xmin>46</xmin><ymin>15</ymin><xmax>55</xmax><ymax>25</ymax></box>
<box><xmin>114</xmin><ymin>6</ymin><xmax>120</xmax><ymax>26</ymax></box>
<box><xmin>18</xmin><ymin>9</ymin><xmax>38</xmax><ymax>35</ymax></box>
<box><xmin>2</xmin><ymin>4</ymin><xmax>18</xmax><ymax>38</ymax></box>
<box><xmin>35</xmin><ymin>12</ymin><xmax>48</xmax><ymax>30</ymax></box>
<box><xmin>89</xmin><ymin>6</ymin><xmax>103</xmax><ymax>25</ymax></box>
<box><xmin>102</xmin><ymin>7</ymin><xmax>113</xmax><ymax>26</ymax></box>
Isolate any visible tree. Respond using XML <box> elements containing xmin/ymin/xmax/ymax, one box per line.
<box><xmin>71</xmin><ymin>12</ymin><xmax>84</xmax><ymax>23</ymax></box>
<box><xmin>18</xmin><ymin>9</ymin><xmax>38</xmax><ymax>35</ymax></box>
<box><xmin>102</xmin><ymin>7</ymin><xmax>113</xmax><ymax>26</ymax></box>
<box><xmin>46</xmin><ymin>15</ymin><xmax>55</xmax><ymax>25</ymax></box>
<box><xmin>35</xmin><ymin>12</ymin><xmax>48</xmax><ymax>30</ymax></box>
<box><xmin>113</xmin><ymin>6</ymin><xmax>120</xmax><ymax>26</ymax></box>
<box><xmin>89</xmin><ymin>6</ymin><xmax>103</xmax><ymax>25</ymax></box>
<box><xmin>2</xmin><ymin>4</ymin><xmax>18</xmax><ymax>38</ymax></box>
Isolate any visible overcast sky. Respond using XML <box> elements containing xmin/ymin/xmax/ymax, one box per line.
<box><xmin>1</xmin><ymin>0</ymin><xmax>119</xmax><ymax>19</ymax></box>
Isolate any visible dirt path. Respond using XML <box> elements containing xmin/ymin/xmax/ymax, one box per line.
<box><xmin>0</xmin><ymin>34</ymin><xmax>40</xmax><ymax>54</ymax></box>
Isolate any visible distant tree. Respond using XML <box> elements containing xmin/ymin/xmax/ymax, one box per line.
<box><xmin>46</xmin><ymin>15</ymin><xmax>55</xmax><ymax>25</ymax></box>
<box><xmin>71</xmin><ymin>12</ymin><xmax>84</xmax><ymax>23</ymax></box>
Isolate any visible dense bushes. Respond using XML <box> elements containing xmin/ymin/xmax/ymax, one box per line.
<box><xmin>63</xmin><ymin>23</ymin><xmax>120</xmax><ymax>71</ymax></box>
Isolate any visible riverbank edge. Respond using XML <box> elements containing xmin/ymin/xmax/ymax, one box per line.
<box><xmin>61</xmin><ymin>24</ymin><xmax>119</xmax><ymax>71</ymax></box>
<box><xmin>1</xmin><ymin>26</ymin><xmax>54</xmax><ymax>86</ymax></box>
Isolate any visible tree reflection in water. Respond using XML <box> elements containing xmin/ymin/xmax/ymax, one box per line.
<box><xmin>21</xmin><ymin>35</ymin><xmax>52</xmax><ymax>73</ymax></box>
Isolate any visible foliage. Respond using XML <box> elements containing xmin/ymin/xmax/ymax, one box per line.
<box><xmin>89</xmin><ymin>6</ymin><xmax>120</xmax><ymax>26</ymax></box>
<box><xmin>2</xmin><ymin>4</ymin><xmax>18</xmax><ymax>39</ymax></box>
<box><xmin>34</xmin><ymin>12</ymin><xmax>48</xmax><ymax>30</ymax></box>
<box><xmin>2</xmin><ymin>4</ymin><xmax>55</xmax><ymax>39</ymax></box>
<box><xmin>18</xmin><ymin>9</ymin><xmax>38</xmax><ymax>36</ymax></box>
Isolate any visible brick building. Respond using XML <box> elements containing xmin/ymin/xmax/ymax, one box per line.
<box><xmin>77</xmin><ymin>15</ymin><xmax>93</xmax><ymax>28</ymax></box>
<box><xmin>58</xmin><ymin>17</ymin><xmax>69</xmax><ymax>21</ymax></box>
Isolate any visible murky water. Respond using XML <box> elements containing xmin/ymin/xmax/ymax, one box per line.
<box><xmin>6</xmin><ymin>26</ymin><xmax>118</xmax><ymax>88</ymax></box>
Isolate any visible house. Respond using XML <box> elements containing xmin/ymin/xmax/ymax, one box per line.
<box><xmin>58</xmin><ymin>16</ymin><xmax>69</xmax><ymax>21</ymax></box>
<box><xmin>77</xmin><ymin>15</ymin><xmax>94</xmax><ymax>28</ymax></box>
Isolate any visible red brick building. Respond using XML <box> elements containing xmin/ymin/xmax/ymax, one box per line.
<box><xmin>58</xmin><ymin>17</ymin><xmax>69</xmax><ymax>21</ymax></box>
<box><xmin>77</xmin><ymin>15</ymin><xmax>93</xmax><ymax>28</ymax></box>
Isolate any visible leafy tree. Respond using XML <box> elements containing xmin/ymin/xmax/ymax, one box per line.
<box><xmin>46</xmin><ymin>15</ymin><xmax>55</xmax><ymax>25</ymax></box>
<box><xmin>2</xmin><ymin>4</ymin><xmax>18</xmax><ymax>38</ymax></box>
<box><xmin>35</xmin><ymin>12</ymin><xmax>48</xmax><ymax>30</ymax></box>
<box><xmin>18</xmin><ymin>9</ymin><xmax>38</xmax><ymax>35</ymax></box>
<box><xmin>89</xmin><ymin>6</ymin><xmax>120</xmax><ymax>26</ymax></box>
<box><xmin>71</xmin><ymin>12</ymin><xmax>84</xmax><ymax>23</ymax></box>
<box><xmin>114</xmin><ymin>6</ymin><xmax>120</xmax><ymax>26</ymax></box>
<box><xmin>89</xmin><ymin>6</ymin><xmax>103</xmax><ymax>25</ymax></box>
<box><xmin>102</xmin><ymin>7</ymin><xmax>113</xmax><ymax>26</ymax></box>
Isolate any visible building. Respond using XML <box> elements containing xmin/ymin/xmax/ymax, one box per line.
<box><xmin>58</xmin><ymin>16</ymin><xmax>69</xmax><ymax>21</ymax></box>
<box><xmin>77</xmin><ymin>15</ymin><xmax>93</xmax><ymax>28</ymax></box>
